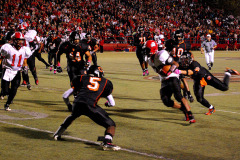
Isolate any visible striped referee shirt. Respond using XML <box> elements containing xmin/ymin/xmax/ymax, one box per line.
<box><xmin>201</xmin><ymin>39</ymin><xmax>217</xmax><ymax>53</ymax></box>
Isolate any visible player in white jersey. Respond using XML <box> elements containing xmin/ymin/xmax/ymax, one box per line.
<box><xmin>145</xmin><ymin>40</ymin><xmax>196</xmax><ymax>123</ymax></box>
<box><xmin>21</xmin><ymin>29</ymin><xmax>40</xmax><ymax>88</ymax></box>
<box><xmin>154</xmin><ymin>31</ymin><xmax>165</xmax><ymax>50</ymax></box>
<box><xmin>0</xmin><ymin>32</ymin><xmax>31</xmax><ymax>111</ymax></box>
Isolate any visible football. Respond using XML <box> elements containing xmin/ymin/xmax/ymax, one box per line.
<box><xmin>160</xmin><ymin>65</ymin><xmax>171</xmax><ymax>75</ymax></box>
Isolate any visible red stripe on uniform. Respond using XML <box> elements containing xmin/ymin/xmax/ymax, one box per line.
<box><xmin>94</xmin><ymin>79</ymin><xmax>108</xmax><ymax>107</ymax></box>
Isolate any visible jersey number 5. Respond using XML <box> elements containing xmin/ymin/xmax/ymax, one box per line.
<box><xmin>87</xmin><ymin>77</ymin><xmax>101</xmax><ymax>91</ymax></box>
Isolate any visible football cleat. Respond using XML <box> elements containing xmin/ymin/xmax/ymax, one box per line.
<box><xmin>35</xmin><ymin>79</ymin><xmax>39</xmax><ymax>85</ymax></box>
<box><xmin>189</xmin><ymin>118</ymin><xmax>196</xmax><ymax>124</ymax></box>
<box><xmin>145</xmin><ymin>70</ymin><xmax>149</xmax><ymax>76</ymax></box>
<box><xmin>205</xmin><ymin>107</ymin><xmax>215</xmax><ymax>115</ymax></box>
<box><xmin>4</xmin><ymin>104</ymin><xmax>11</xmax><ymax>111</ymax></box>
<box><xmin>226</xmin><ymin>68</ymin><xmax>240</xmax><ymax>75</ymax></box>
<box><xmin>21</xmin><ymin>80</ymin><xmax>27</xmax><ymax>86</ymax></box>
<box><xmin>188</xmin><ymin>114</ymin><xmax>196</xmax><ymax>124</ymax></box>
<box><xmin>101</xmin><ymin>142</ymin><xmax>121</xmax><ymax>151</ymax></box>
<box><xmin>27</xmin><ymin>84</ymin><xmax>31</xmax><ymax>90</ymax></box>
<box><xmin>54</xmin><ymin>70</ymin><xmax>57</xmax><ymax>74</ymax></box>
<box><xmin>1</xmin><ymin>95</ymin><xmax>4</xmax><ymax>100</ymax></box>
<box><xmin>50</xmin><ymin>66</ymin><xmax>53</xmax><ymax>71</ymax></box>
<box><xmin>53</xmin><ymin>135</ymin><xmax>64</xmax><ymax>141</ymax></box>
<box><xmin>142</xmin><ymin>71</ymin><xmax>146</xmax><ymax>76</ymax></box>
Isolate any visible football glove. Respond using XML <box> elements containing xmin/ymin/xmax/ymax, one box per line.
<box><xmin>105</xmin><ymin>101</ymin><xmax>112</xmax><ymax>107</ymax></box>
<box><xmin>22</xmin><ymin>66</ymin><xmax>29</xmax><ymax>74</ymax></box>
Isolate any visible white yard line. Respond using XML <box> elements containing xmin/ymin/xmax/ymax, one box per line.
<box><xmin>0</xmin><ymin>120</ymin><xmax>173</xmax><ymax>160</ymax></box>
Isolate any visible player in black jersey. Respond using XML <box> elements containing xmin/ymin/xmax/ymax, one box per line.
<box><xmin>46</xmin><ymin>31</ymin><xmax>61</xmax><ymax>73</ymax></box>
<box><xmin>56</xmin><ymin>31</ymin><xmax>92</xmax><ymax>81</ymax></box>
<box><xmin>133</xmin><ymin>27</ymin><xmax>150</xmax><ymax>76</ymax></box>
<box><xmin>179</xmin><ymin>51</ymin><xmax>239</xmax><ymax>115</ymax></box>
<box><xmin>56</xmin><ymin>31</ymin><xmax>92</xmax><ymax>111</ymax></box>
<box><xmin>82</xmin><ymin>32</ymin><xmax>99</xmax><ymax>65</ymax></box>
<box><xmin>165</xmin><ymin>30</ymin><xmax>194</xmax><ymax>103</ymax></box>
<box><xmin>53</xmin><ymin>65</ymin><xmax>120</xmax><ymax>151</ymax></box>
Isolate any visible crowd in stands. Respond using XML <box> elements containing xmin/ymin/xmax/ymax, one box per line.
<box><xmin>0</xmin><ymin>0</ymin><xmax>240</xmax><ymax>50</ymax></box>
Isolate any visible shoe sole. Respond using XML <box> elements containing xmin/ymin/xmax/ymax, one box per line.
<box><xmin>189</xmin><ymin>119</ymin><xmax>196</xmax><ymax>124</ymax></box>
<box><xmin>102</xmin><ymin>145</ymin><xmax>121</xmax><ymax>151</ymax></box>
<box><xmin>205</xmin><ymin>109</ymin><xmax>215</xmax><ymax>115</ymax></box>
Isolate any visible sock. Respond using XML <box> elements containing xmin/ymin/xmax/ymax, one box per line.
<box><xmin>209</xmin><ymin>105</ymin><xmax>214</xmax><ymax>109</ymax></box>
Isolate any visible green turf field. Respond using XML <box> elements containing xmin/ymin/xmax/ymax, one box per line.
<box><xmin>0</xmin><ymin>51</ymin><xmax>240</xmax><ymax>160</ymax></box>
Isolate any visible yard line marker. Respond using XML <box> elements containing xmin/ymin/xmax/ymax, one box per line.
<box><xmin>0</xmin><ymin>120</ymin><xmax>173</xmax><ymax>160</ymax></box>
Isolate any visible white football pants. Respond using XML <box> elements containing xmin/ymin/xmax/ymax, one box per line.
<box><xmin>205</xmin><ymin>50</ymin><xmax>214</xmax><ymax>65</ymax></box>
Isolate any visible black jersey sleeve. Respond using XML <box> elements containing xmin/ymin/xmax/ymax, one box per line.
<box><xmin>81</xmin><ymin>42</ymin><xmax>90</xmax><ymax>53</ymax></box>
<box><xmin>101</xmin><ymin>79</ymin><xmax>113</xmax><ymax>98</ymax></box>
<box><xmin>165</xmin><ymin>39</ymin><xmax>175</xmax><ymax>52</ymax></box>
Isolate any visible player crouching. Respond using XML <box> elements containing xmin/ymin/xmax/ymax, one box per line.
<box><xmin>53</xmin><ymin>65</ymin><xmax>120</xmax><ymax>151</ymax></box>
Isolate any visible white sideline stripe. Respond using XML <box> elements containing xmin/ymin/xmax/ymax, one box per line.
<box><xmin>0</xmin><ymin>120</ymin><xmax>173</xmax><ymax>160</ymax></box>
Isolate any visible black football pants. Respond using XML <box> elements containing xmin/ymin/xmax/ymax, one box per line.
<box><xmin>160</xmin><ymin>77</ymin><xmax>184</xmax><ymax>107</ymax></box>
<box><xmin>193</xmin><ymin>74</ymin><xmax>230</xmax><ymax>108</ymax></box>
<box><xmin>60</xmin><ymin>102</ymin><xmax>115</xmax><ymax>129</ymax></box>
<box><xmin>1</xmin><ymin>69</ymin><xmax>21</xmax><ymax>105</ymax></box>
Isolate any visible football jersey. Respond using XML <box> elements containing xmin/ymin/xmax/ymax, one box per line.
<box><xmin>82</xmin><ymin>38</ymin><xmax>97</xmax><ymax>51</ymax></box>
<box><xmin>189</xmin><ymin>60</ymin><xmax>210</xmax><ymax>81</ymax></box>
<box><xmin>148</xmin><ymin>50</ymin><xmax>179</xmax><ymax>80</ymax></box>
<box><xmin>165</xmin><ymin>39</ymin><xmax>191</xmax><ymax>62</ymax></box>
<box><xmin>58</xmin><ymin>41</ymin><xmax>89</xmax><ymax>67</ymax></box>
<box><xmin>154</xmin><ymin>34</ymin><xmax>164</xmax><ymax>48</ymax></box>
<box><xmin>71</xmin><ymin>75</ymin><xmax>113</xmax><ymax>107</ymax></box>
<box><xmin>0</xmin><ymin>43</ymin><xmax>31</xmax><ymax>71</ymax></box>
<box><xmin>25</xmin><ymin>30</ymin><xmax>37</xmax><ymax>42</ymax></box>
<box><xmin>133</xmin><ymin>33</ymin><xmax>149</xmax><ymax>49</ymax></box>
<box><xmin>171</xmin><ymin>41</ymin><xmax>191</xmax><ymax>62</ymax></box>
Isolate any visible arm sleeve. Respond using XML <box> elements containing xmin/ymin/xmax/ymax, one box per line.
<box><xmin>101</xmin><ymin>80</ymin><xmax>113</xmax><ymax>97</ymax></box>
<box><xmin>106</xmin><ymin>94</ymin><xmax>115</xmax><ymax>107</ymax></box>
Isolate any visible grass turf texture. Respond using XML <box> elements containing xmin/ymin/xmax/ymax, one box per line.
<box><xmin>0</xmin><ymin>51</ymin><xmax>239</xmax><ymax>160</ymax></box>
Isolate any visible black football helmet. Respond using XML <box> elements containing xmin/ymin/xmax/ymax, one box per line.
<box><xmin>179</xmin><ymin>51</ymin><xmax>193</xmax><ymax>69</ymax></box>
<box><xmin>138</xmin><ymin>26</ymin><xmax>144</xmax><ymax>34</ymax></box>
<box><xmin>69</xmin><ymin>31</ymin><xmax>81</xmax><ymax>45</ymax></box>
<box><xmin>87</xmin><ymin>65</ymin><xmax>104</xmax><ymax>77</ymax></box>
<box><xmin>174</xmin><ymin>29</ymin><xmax>184</xmax><ymax>43</ymax></box>
<box><xmin>85</xmin><ymin>32</ymin><xmax>91</xmax><ymax>39</ymax></box>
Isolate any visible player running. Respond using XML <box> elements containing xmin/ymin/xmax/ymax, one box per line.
<box><xmin>0</xmin><ymin>32</ymin><xmax>31</xmax><ymax>110</ymax></box>
<box><xmin>145</xmin><ymin>40</ymin><xmax>196</xmax><ymax>123</ymax></box>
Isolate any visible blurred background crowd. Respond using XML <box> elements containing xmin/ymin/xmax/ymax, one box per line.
<box><xmin>0</xmin><ymin>0</ymin><xmax>240</xmax><ymax>50</ymax></box>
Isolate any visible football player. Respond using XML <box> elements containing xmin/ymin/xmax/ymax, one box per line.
<box><xmin>82</xmin><ymin>32</ymin><xmax>99</xmax><ymax>65</ymax></box>
<box><xmin>53</xmin><ymin>65</ymin><xmax>120</xmax><ymax>151</ymax></box>
<box><xmin>0</xmin><ymin>32</ymin><xmax>31</xmax><ymax>110</ymax></box>
<box><xmin>165</xmin><ymin>29</ymin><xmax>194</xmax><ymax>103</ymax></box>
<box><xmin>178</xmin><ymin>51</ymin><xmax>239</xmax><ymax>115</ymax></box>
<box><xmin>56</xmin><ymin>31</ymin><xmax>92</xmax><ymax>111</ymax></box>
<box><xmin>133</xmin><ymin>26</ymin><xmax>150</xmax><ymax>76</ymax></box>
<box><xmin>47</xmin><ymin>31</ymin><xmax>61</xmax><ymax>74</ymax></box>
<box><xmin>145</xmin><ymin>40</ymin><xmax>196</xmax><ymax>123</ymax></box>
<box><xmin>21</xmin><ymin>29</ymin><xmax>42</xmax><ymax>88</ymax></box>
<box><xmin>154</xmin><ymin>30</ymin><xmax>165</xmax><ymax>51</ymax></box>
